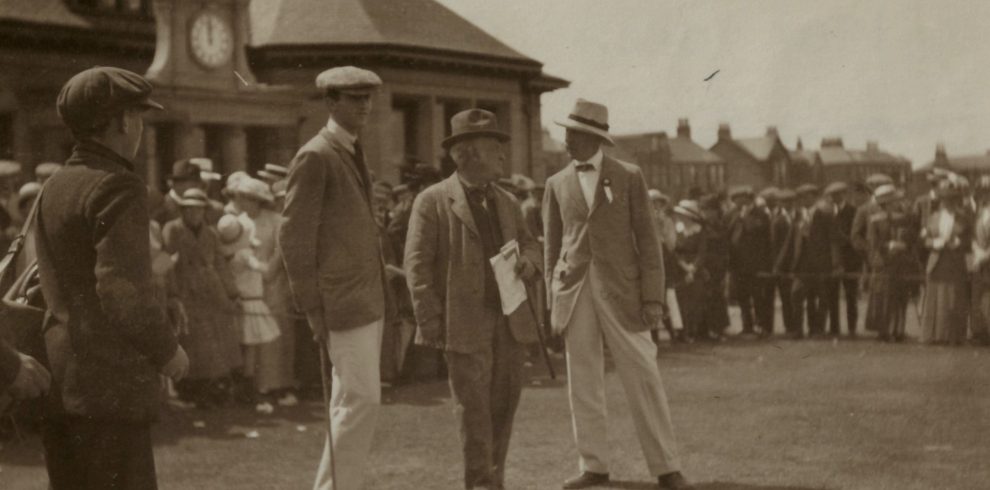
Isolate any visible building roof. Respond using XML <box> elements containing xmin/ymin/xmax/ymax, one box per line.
<box><xmin>250</xmin><ymin>0</ymin><xmax>536</xmax><ymax>65</ymax></box>
<box><xmin>818</xmin><ymin>147</ymin><xmax>909</xmax><ymax>166</ymax></box>
<box><xmin>0</xmin><ymin>0</ymin><xmax>86</xmax><ymax>28</ymax></box>
<box><xmin>733</xmin><ymin>136</ymin><xmax>777</xmax><ymax>161</ymax></box>
<box><xmin>931</xmin><ymin>153</ymin><xmax>990</xmax><ymax>172</ymax></box>
<box><xmin>613</xmin><ymin>132</ymin><xmax>723</xmax><ymax>165</ymax></box>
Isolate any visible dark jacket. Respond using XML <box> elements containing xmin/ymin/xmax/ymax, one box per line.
<box><xmin>0</xmin><ymin>340</ymin><xmax>19</xmax><ymax>392</ymax></box>
<box><xmin>36</xmin><ymin>141</ymin><xmax>178</xmax><ymax>422</ymax></box>
<box><xmin>776</xmin><ymin>202</ymin><xmax>841</xmax><ymax>274</ymax></box>
<box><xmin>770</xmin><ymin>209</ymin><xmax>793</xmax><ymax>272</ymax></box>
<box><xmin>836</xmin><ymin>202</ymin><xmax>862</xmax><ymax>270</ymax></box>
<box><xmin>727</xmin><ymin>205</ymin><xmax>772</xmax><ymax>274</ymax></box>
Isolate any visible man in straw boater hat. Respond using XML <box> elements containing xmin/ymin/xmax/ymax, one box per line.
<box><xmin>404</xmin><ymin>108</ymin><xmax>543</xmax><ymax>489</ymax></box>
<box><xmin>280</xmin><ymin>66</ymin><xmax>387</xmax><ymax>490</ymax></box>
<box><xmin>544</xmin><ymin>99</ymin><xmax>692</xmax><ymax>489</ymax></box>
<box><xmin>35</xmin><ymin>66</ymin><xmax>188</xmax><ymax>489</ymax></box>
<box><xmin>865</xmin><ymin>183</ymin><xmax>915</xmax><ymax>342</ymax></box>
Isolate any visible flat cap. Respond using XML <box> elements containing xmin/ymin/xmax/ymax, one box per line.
<box><xmin>776</xmin><ymin>189</ymin><xmax>797</xmax><ymax>201</ymax></box>
<box><xmin>0</xmin><ymin>160</ymin><xmax>22</xmax><ymax>178</ymax></box>
<box><xmin>57</xmin><ymin>67</ymin><xmax>163</xmax><ymax>134</ymax></box>
<box><xmin>758</xmin><ymin>186</ymin><xmax>779</xmax><ymax>200</ymax></box>
<box><xmin>796</xmin><ymin>183</ymin><xmax>820</xmax><ymax>196</ymax></box>
<box><xmin>864</xmin><ymin>173</ymin><xmax>893</xmax><ymax>188</ymax></box>
<box><xmin>728</xmin><ymin>185</ymin><xmax>754</xmax><ymax>199</ymax></box>
<box><xmin>823</xmin><ymin>181</ymin><xmax>849</xmax><ymax>195</ymax></box>
<box><xmin>316</xmin><ymin>66</ymin><xmax>382</xmax><ymax>93</ymax></box>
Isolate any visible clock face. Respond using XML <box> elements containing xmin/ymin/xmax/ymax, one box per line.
<box><xmin>189</xmin><ymin>11</ymin><xmax>234</xmax><ymax>69</ymax></box>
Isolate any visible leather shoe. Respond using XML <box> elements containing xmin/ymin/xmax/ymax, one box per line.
<box><xmin>658</xmin><ymin>471</ymin><xmax>694</xmax><ymax>489</ymax></box>
<box><xmin>562</xmin><ymin>471</ymin><xmax>609</xmax><ymax>489</ymax></box>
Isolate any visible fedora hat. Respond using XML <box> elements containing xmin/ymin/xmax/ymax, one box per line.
<box><xmin>442</xmin><ymin>109</ymin><xmax>510</xmax><ymax>150</ymax></box>
<box><xmin>555</xmin><ymin>98</ymin><xmax>615</xmax><ymax>146</ymax></box>
<box><xmin>673</xmin><ymin>200</ymin><xmax>704</xmax><ymax>222</ymax></box>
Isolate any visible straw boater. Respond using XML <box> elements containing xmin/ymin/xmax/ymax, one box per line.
<box><xmin>279</xmin><ymin>65</ymin><xmax>386</xmax><ymax>490</ymax></box>
<box><xmin>258</xmin><ymin>163</ymin><xmax>289</xmax><ymax>183</ymax></box>
<box><xmin>405</xmin><ymin>108</ymin><xmax>542</xmax><ymax>489</ymax></box>
<box><xmin>544</xmin><ymin>99</ymin><xmax>692</xmax><ymax>489</ymax></box>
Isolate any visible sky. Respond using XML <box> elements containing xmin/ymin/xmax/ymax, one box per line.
<box><xmin>435</xmin><ymin>0</ymin><xmax>990</xmax><ymax>169</ymax></box>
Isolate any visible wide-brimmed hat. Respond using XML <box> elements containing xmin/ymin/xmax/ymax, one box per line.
<box><xmin>0</xmin><ymin>160</ymin><xmax>22</xmax><ymax>178</ymax></box>
<box><xmin>232</xmin><ymin>177</ymin><xmax>274</xmax><ymax>203</ymax></box>
<box><xmin>258</xmin><ymin>163</ymin><xmax>288</xmax><ymax>182</ymax></box>
<box><xmin>796</xmin><ymin>183</ymin><xmax>820</xmax><ymax>196</ymax></box>
<box><xmin>17</xmin><ymin>182</ymin><xmax>41</xmax><ymax>208</ymax></box>
<box><xmin>936</xmin><ymin>179</ymin><xmax>961</xmax><ymax>199</ymax></box>
<box><xmin>35</xmin><ymin>162</ymin><xmax>62</xmax><ymax>180</ymax></box>
<box><xmin>178</xmin><ymin>188</ymin><xmax>209</xmax><ymax>207</ymax></box>
<box><xmin>648</xmin><ymin>189</ymin><xmax>670</xmax><ymax>203</ymax></box>
<box><xmin>758</xmin><ymin>186</ymin><xmax>779</xmax><ymax>200</ymax></box>
<box><xmin>442</xmin><ymin>109</ymin><xmax>510</xmax><ymax>150</ymax></box>
<box><xmin>673</xmin><ymin>200</ymin><xmax>704</xmax><ymax>222</ymax></box>
<box><xmin>555</xmin><ymin>98</ymin><xmax>615</xmax><ymax>146</ymax></box>
<box><xmin>873</xmin><ymin>184</ymin><xmax>903</xmax><ymax>205</ymax></box>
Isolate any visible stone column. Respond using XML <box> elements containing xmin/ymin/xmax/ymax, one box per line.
<box><xmin>220</xmin><ymin>125</ymin><xmax>247</xmax><ymax>174</ymax></box>
<box><xmin>174</xmin><ymin>123</ymin><xmax>205</xmax><ymax>161</ymax></box>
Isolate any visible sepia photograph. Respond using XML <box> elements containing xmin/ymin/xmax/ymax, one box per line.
<box><xmin>0</xmin><ymin>1</ymin><xmax>988</xmax><ymax>489</ymax></box>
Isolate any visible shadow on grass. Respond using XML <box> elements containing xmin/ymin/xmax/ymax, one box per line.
<box><xmin>383</xmin><ymin>379</ymin><xmax>449</xmax><ymax>407</ymax></box>
<box><xmin>604</xmin><ymin>482</ymin><xmax>823</xmax><ymax>490</ymax></box>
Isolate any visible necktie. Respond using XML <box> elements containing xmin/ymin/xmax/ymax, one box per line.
<box><xmin>575</xmin><ymin>163</ymin><xmax>594</xmax><ymax>172</ymax></box>
<box><xmin>352</xmin><ymin>140</ymin><xmax>371</xmax><ymax>197</ymax></box>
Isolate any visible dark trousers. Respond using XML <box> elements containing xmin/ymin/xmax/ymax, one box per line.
<box><xmin>445</xmin><ymin>319</ymin><xmax>525</xmax><ymax>489</ymax></box>
<box><xmin>42</xmin><ymin>416</ymin><xmax>157</xmax><ymax>490</ymax></box>
<box><xmin>734</xmin><ymin>272</ymin><xmax>771</xmax><ymax>333</ymax></box>
<box><xmin>825</xmin><ymin>278</ymin><xmax>858</xmax><ymax>335</ymax></box>
<box><xmin>773</xmin><ymin>278</ymin><xmax>795</xmax><ymax>334</ymax></box>
<box><xmin>791</xmin><ymin>276</ymin><xmax>828</xmax><ymax>336</ymax></box>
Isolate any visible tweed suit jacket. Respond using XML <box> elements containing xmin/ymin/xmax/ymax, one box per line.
<box><xmin>280</xmin><ymin>126</ymin><xmax>385</xmax><ymax>332</ymax></box>
<box><xmin>404</xmin><ymin>174</ymin><xmax>541</xmax><ymax>353</ymax></box>
<box><xmin>543</xmin><ymin>156</ymin><xmax>664</xmax><ymax>333</ymax></box>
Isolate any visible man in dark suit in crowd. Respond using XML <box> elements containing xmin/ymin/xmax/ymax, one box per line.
<box><xmin>727</xmin><ymin>185</ymin><xmax>772</xmax><ymax>337</ymax></box>
<box><xmin>776</xmin><ymin>184</ymin><xmax>842</xmax><ymax>338</ymax></box>
<box><xmin>280</xmin><ymin>66</ymin><xmax>387</xmax><ymax>490</ymax></box>
<box><xmin>36</xmin><ymin>66</ymin><xmax>188</xmax><ymax>489</ymax></box>
<box><xmin>770</xmin><ymin>189</ymin><xmax>797</xmax><ymax>335</ymax></box>
<box><xmin>405</xmin><ymin>109</ymin><xmax>542</xmax><ymax>490</ymax></box>
<box><xmin>826</xmin><ymin>182</ymin><xmax>860</xmax><ymax>336</ymax></box>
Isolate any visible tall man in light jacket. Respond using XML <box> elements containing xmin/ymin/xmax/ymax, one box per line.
<box><xmin>280</xmin><ymin>66</ymin><xmax>386</xmax><ymax>490</ymax></box>
<box><xmin>405</xmin><ymin>109</ymin><xmax>542</xmax><ymax>490</ymax></box>
<box><xmin>544</xmin><ymin>99</ymin><xmax>691</xmax><ymax>490</ymax></box>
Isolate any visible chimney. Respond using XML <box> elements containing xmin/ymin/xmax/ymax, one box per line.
<box><xmin>717</xmin><ymin>123</ymin><xmax>731</xmax><ymax>141</ymax></box>
<box><xmin>866</xmin><ymin>141</ymin><xmax>879</xmax><ymax>154</ymax></box>
<box><xmin>935</xmin><ymin>143</ymin><xmax>948</xmax><ymax>166</ymax></box>
<box><xmin>766</xmin><ymin>126</ymin><xmax>778</xmax><ymax>138</ymax></box>
<box><xmin>677</xmin><ymin>118</ymin><xmax>691</xmax><ymax>139</ymax></box>
<box><xmin>821</xmin><ymin>137</ymin><xmax>844</xmax><ymax>148</ymax></box>
<box><xmin>796</xmin><ymin>137</ymin><xmax>804</xmax><ymax>150</ymax></box>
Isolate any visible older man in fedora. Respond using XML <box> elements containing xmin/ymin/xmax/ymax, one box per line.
<box><xmin>405</xmin><ymin>109</ymin><xmax>541</xmax><ymax>489</ymax></box>
<box><xmin>280</xmin><ymin>66</ymin><xmax>387</xmax><ymax>490</ymax></box>
<box><xmin>544</xmin><ymin>99</ymin><xmax>691</xmax><ymax>489</ymax></box>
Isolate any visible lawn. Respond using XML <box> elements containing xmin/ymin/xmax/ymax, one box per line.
<box><xmin>2</xmin><ymin>312</ymin><xmax>989</xmax><ymax>490</ymax></box>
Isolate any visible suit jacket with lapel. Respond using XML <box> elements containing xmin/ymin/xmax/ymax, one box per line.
<box><xmin>543</xmin><ymin>155</ymin><xmax>664</xmax><ymax>333</ymax></box>
<box><xmin>280</xmin><ymin>126</ymin><xmax>385</xmax><ymax>332</ymax></box>
<box><xmin>404</xmin><ymin>174</ymin><xmax>541</xmax><ymax>354</ymax></box>
<box><xmin>776</xmin><ymin>201</ymin><xmax>841</xmax><ymax>274</ymax></box>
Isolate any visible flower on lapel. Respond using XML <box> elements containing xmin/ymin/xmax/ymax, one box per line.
<box><xmin>602</xmin><ymin>178</ymin><xmax>613</xmax><ymax>203</ymax></box>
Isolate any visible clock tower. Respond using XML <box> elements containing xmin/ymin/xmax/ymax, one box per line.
<box><xmin>146</xmin><ymin>0</ymin><xmax>256</xmax><ymax>91</ymax></box>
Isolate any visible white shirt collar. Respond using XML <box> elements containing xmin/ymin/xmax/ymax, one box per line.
<box><xmin>572</xmin><ymin>150</ymin><xmax>604</xmax><ymax>171</ymax></box>
<box><xmin>326</xmin><ymin>117</ymin><xmax>358</xmax><ymax>154</ymax></box>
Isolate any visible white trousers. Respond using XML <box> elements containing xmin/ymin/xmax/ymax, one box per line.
<box><xmin>314</xmin><ymin>319</ymin><xmax>384</xmax><ymax>490</ymax></box>
<box><xmin>565</xmin><ymin>278</ymin><xmax>681</xmax><ymax>476</ymax></box>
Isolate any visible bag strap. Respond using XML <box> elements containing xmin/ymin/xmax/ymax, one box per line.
<box><xmin>0</xmin><ymin>184</ymin><xmax>46</xmax><ymax>274</ymax></box>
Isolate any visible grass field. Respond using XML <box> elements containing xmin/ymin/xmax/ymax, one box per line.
<box><xmin>2</xmin><ymin>311</ymin><xmax>989</xmax><ymax>489</ymax></box>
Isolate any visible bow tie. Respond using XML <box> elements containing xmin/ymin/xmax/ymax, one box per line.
<box><xmin>575</xmin><ymin>163</ymin><xmax>595</xmax><ymax>172</ymax></box>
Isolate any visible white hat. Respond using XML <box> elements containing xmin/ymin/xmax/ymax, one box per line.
<box><xmin>189</xmin><ymin>157</ymin><xmax>222</xmax><ymax>182</ymax></box>
<box><xmin>178</xmin><ymin>188</ymin><xmax>209</xmax><ymax>207</ymax></box>
<box><xmin>258</xmin><ymin>163</ymin><xmax>288</xmax><ymax>182</ymax></box>
<box><xmin>17</xmin><ymin>181</ymin><xmax>41</xmax><ymax>207</ymax></box>
<box><xmin>234</xmin><ymin>177</ymin><xmax>274</xmax><ymax>203</ymax></box>
<box><xmin>555</xmin><ymin>98</ymin><xmax>615</xmax><ymax>146</ymax></box>
<box><xmin>874</xmin><ymin>184</ymin><xmax>903</xmax><ymax>205</ymax></box>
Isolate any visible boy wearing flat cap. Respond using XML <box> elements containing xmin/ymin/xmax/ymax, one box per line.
<box><xmin>404</xmin><ymin>109</ymin><xmax>542</xmax><ymax>489</ymax></box>
<box><xmin>36</xmin><ymin>66</ymin><xmax>188</xmax><ymax>489</ymax></box>
<box><xmin>279</xmin><ymin>65</ymin><xmax>386</xmax><ymax>490</ymax></box>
